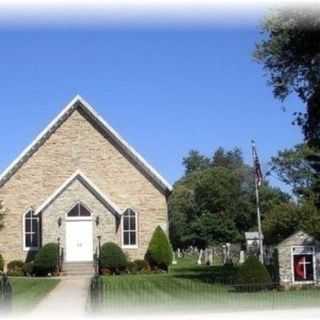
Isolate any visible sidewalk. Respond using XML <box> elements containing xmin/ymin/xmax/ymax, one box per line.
<box><xmin>30</xmin><ymin>276</ymin><xmax>91</xmax><ymax>319</ymax></box>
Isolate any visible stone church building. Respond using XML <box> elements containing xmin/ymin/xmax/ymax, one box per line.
<box><xmin>278</xmin><ymin>231</ymin><xmax>320</xmax><ymax>287</ymax></box>
<box><xmin>0</xmin><ymin>96</ymin><xmax>172</xmax><ymax>266</ymax></box>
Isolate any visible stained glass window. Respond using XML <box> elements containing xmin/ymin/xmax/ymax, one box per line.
<box><xmin>292</xmin><ymin>246</ymin><xmax>315</xmax><ymax>282</ymax></box>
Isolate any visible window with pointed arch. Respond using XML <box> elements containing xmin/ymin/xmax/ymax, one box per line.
<box><xmin>24</xmin><ymin>209</ymin><xmax>40</xmax><ymax>250</ymax></box>
<box><xmin>122</xmin><ymin>209</ymin><xmax>137</xmax><ymax>247</ymax></box>
<box><xmin>67</xmin><ymin>202</ymin><xmax>91</xmax><ymax>217</ymax></box>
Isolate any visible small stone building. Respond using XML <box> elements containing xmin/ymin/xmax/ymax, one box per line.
<box><xmin>278</xmin><ymin>231</ymin><xmax>320</xmax><ymax>287</ymax></box>
<box><xmin>0</xmin><ymin>96</ymin><xmax>172</xmax><ymax>266</ymax></box>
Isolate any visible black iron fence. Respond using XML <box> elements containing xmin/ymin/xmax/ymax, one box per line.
<box><xmin>0</xmin><ymin>274</ymin><xmax>12</xmax><ymax>314</ymax></box>
<box><xmin>88</xmin><ymin>276</ymin><xmax>320</xmax><ymax>314</ymax></box>
<box><xmin>89</xmin><ymin>274</ymin><xmax>104</xmax><ymax>313</ymax></box>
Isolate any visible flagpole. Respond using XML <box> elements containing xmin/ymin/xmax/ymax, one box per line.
<box><xmin>251</xmin><ymin>140</ymin><xmax>264</xmax><ymax>264</ymax></box>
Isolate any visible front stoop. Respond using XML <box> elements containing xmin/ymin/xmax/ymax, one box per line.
<box><xmin>63</xmin><ymin>262</ymin><xmax>95</xmax><ymax>276</ymax></box>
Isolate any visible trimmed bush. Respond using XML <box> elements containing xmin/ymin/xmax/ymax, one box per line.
<box><xmin>0</xmin><ymin>254</ymin><xmax>4</xmax><ymax>272</ymax></box>
<box><xmin>127</xmin><ymin>260</ymin><xmax>150</xmax><ymax>274</ymax></box>
<box><xmin>7</xmin><ymin>260</ymin><xmax>24</xmax><ymax>276</ymax></box>
<box><xmin>127</xmin><ymin>261</ymin><xmax>138</xmax><ymax>274</ymax></box>
<box><xmin>134</xmin><ymin>259</ymin><xmax>149</xmax><ymax>272</ymax></box>
<box><xmin>33</xmin><ymin>243</ymin><xmax>59</xmax><ymax>276</ymax></box>
<box><xmin>23</xmin><ymin>261</ymin><xmax>34</xmax><ymax>276</ymax></box>
<box><xmin>219</xmin><ymin>262</ymin><xmax>238</xmax><ymax>284</ymax></box>
<box><xmin>99</xmin><ymin>242</ymin><xmax>127</xmax><ymax>275</ymax></box>
<box><xmin>237</xmin><ymin>255</ymin><xmax>272</xmax><ymax>291</ymax></box>
<box><xmin>145</xmin><ymin>226</ymin><xmax>173</xmax><ymax>271</ymax></box>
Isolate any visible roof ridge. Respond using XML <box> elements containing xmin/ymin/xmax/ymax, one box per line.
<box><xmin>0</xmin><ymin>96</ymin><xmax>172</xmax><ymax>194</ymax></box>
<box><xmin>35</xmin><ymin>170</ymin><xmax>122</xmax><ymax>216</ymax></box>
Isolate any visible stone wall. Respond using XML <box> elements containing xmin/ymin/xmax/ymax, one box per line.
<box><xmin>0</xmin><ymin>108</ymin><xmax>168</xmax><ymax>264</ymax></box>
<box><xmin>278</xmin><ymin>231</ymin><xmax>320</xmax><ymax>287</ymax></box>
<box><xmin>42</xmin><ymin>178</ymin><xmax>118</xmax><ymax>256</ymax></box>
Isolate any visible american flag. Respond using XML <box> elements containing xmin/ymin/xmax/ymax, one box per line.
<box><xmin>252</xmin><ymin>140</ymin><xmax>263</xmax><ymax>187</ymax></box>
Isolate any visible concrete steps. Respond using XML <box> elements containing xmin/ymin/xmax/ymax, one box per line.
<box><xmin>63</xmin><ymin>262</ymin><xmax>95</xmax><ymax>276</ymax></box>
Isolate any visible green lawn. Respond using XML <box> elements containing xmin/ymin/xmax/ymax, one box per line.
<box><xmin>10</xmin><ymin>278</ymin><xmax>60</xmax><ymax>313</ymax></box>
<box><xmin>101</xmin><ymin>257</ymin><xmax>320</xmax><ymax>314</ymax></box>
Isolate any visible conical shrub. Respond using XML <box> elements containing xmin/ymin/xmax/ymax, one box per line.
<box><xmin>237</xmin><ymin>255</ymin><xmax>272</xmax><ymax>291</ymax></box>
<box><xmin>145</xmin><ymin>226</ymin><xmax>173</xmax><ymax>271</ymax></box>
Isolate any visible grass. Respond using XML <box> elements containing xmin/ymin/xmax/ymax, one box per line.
<box><xmin>10</xmin><ymin>277</ymin><xmax>60</xmax><ymax>313</ymax></box>
<box><xmin>101</xmin><ymin>256</ymin><xmax>320</xmax><ymax>314</ymax></box>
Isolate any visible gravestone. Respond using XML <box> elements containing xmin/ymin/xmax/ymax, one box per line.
<box><xmin>245</xmin><ymin>232</ymin><xmax>263</xmax><ymax>256</ymax></box>
<box><xmin>172</xmin><ymin>251</ymin><xmax>177</xmax><ymax>265</ymax></box>
<box><xmin>207</xmin><ymin>248</ymin><xmax>213</xmax><ymax>266</ymax></box>
<box><xmin>197</xmin><ymin>249</ymin><xmax>204</xmax><ymax>265</ymax></box>
<box><xmin>239</xmin><ymin>250</ymin><xmax>245</xmax><ymax>264</ymax></box>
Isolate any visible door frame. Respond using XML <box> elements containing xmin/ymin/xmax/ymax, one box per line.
<box><xmin>65</xmin><ymin>203</ymin><xmax>94</xmax><ymax>262</ymax></box>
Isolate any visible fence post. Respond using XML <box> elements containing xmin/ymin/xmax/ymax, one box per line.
<box><xmin>90</xmin><ymin>274</ymin><xmax>104</xmax><ymax>314</ymax></box>
<box><xmin>0</xmin><ymin>274</ymin><xmax>12</xmax><ymax>314</ymax></box>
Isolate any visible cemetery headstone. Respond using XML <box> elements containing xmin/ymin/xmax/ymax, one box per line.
<box><xmin>197</xmin><ymin>249</ymin><xmax>204</xmax><ymax>265</ymax></box>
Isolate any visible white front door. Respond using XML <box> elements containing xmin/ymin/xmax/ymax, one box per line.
<box><xmin>66</xmin><ymin>220</ymin><xmax>93</xmax><ymax>262</ymax></box>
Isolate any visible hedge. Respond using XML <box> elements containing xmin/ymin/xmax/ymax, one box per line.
<box><xmin>7</xmin><ymin>260</ymin><xmax>24</xmax><ymax>276</ymax></box>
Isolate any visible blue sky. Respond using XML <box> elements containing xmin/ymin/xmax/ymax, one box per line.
<box><xmin>0</xmin><ymin>26</ymin><xmax>304</xmax><ymax>190</ymax></box>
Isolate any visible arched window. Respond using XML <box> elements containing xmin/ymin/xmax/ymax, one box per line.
<box><xmin>67</xmin><ymin>203</ymin><xmax>91</xmax><ymax>217</ymax></box>
<box><xmin>24</xmin><ymin>210</ymin><xmax>39</xmax><ymax>250</ymax></box>
<box><xmin>122</xmin><ymin>209</ymin><xmax>137</xmax><ymax>247</ymax></box>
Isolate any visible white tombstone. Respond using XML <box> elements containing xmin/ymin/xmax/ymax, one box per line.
<box><xmin>239</xmin><ymin>250</ymin><xmax>245</xmax><ymax>264</ymax></box>
<box><xmin>208</xmin><ymin>248</ymin><xmax>214</xmax><ymax>266</ymax></box>
<box><xmin>172</xmin><ymin>251</ymin><xmax>177</xmax><ymax>265</ymax></box>
<box><xmin>226</xmin><ymin>243</ymin><xmax>231</xmax><ymax>263</ymax></box>
<box><xmin>177</xmin><ymin>248</ymin><xmax>182</xmax><ymax>258</ymax></box>
<box><xmin>197</xmin><ymin>249</ymin><xmax>204</xmax><ymax>265</ymax></box>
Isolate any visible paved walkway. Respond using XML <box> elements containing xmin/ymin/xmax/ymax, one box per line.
<box><xmin>30</xmin><ymin>276</ymin><xmax>91</xmax><ymax>319</ymax></box>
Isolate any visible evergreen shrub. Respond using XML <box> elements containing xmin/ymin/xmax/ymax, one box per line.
<box><xmin>33</xmin><ymin>243</ymin><xmax>59</xmax><ymax>276</ymax></box>
<box><xmin>99</xmin><ymin>242</ymin><xmax>127</xmax><ymax>275</ymax></box>
<box><xmin>237</xmin><ymin>255</ymin><xmax>272</xmax><ymax>291</ymax></box>
<box><xmin>145</xmin><ymin>226</ymin><xmax>173</xmax><ymax>271</ymax></box>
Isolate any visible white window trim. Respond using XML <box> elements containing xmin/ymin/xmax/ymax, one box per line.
<box><xmin>22</xmin><ymin>208</ymin><xmax>40</xmax><ymax>251</ymax></box>
<box><xmin>291</xmin><ymin>245</ymin><xmax>316</xmax><ymax>284</ymax></box>
<box><xmin>122</xmin><ymin>208</ymin><xmax>138</xmax><ymax>249</ymax></box>
<box><xmin>65</xmin><ymin>201</ymin><xmax>93</xmax><ymax>221</ymax></box>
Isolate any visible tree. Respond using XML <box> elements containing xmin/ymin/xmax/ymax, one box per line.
<box><xmin>212</xmin><ymin>147</ymin><xmax>243</xmax><ymax>170</ymax></box>
<box><xmin>169</xmin><ymin>146</ymin><xmax>291</xmax><ymax>248</ymax></box>
<box><xmin>268</xmin><ymin>144</ymin><xmax>316</xmax><ymax>197</ymax></box>
<box><xmin>254</xmin><ymin>9</ymin><xmax>320</xmax><ymax>205</ymax></box>
<box><xmin>299</xmin><ymin>198</ymin><xmax>320</xmax><ymax>240</ymax></box>
<box><xmin>182</xmin><ymin>150</ymin><xmax>210</xmax><ymax>175</ymax></box>
<box><xmin>254</xmin><ymin>9</ymin><xmax>320</xmax><ymax>141</ymax></box>
<box><xmin>262</xmin><ymin>202</ymin><xmax>301</xmax><ymax>245</ymax></box>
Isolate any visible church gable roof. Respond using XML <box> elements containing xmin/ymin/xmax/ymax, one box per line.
<box><xmin>277</xmin><ymin>230</ymin><xmax>317</xmax><ymax>248</ymax></box>
<box><xmin>34</xmin><ymin>170</ymin><xmax>122</xmax><ymax>217</ymax></box>
<box><xmin>0</xmin><ymin>95</ymin><xmax>172</xmax><ymax>194</ymax></box>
